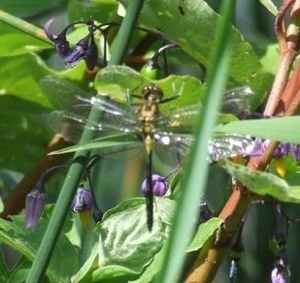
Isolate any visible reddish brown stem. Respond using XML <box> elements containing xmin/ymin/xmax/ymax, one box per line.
<box><xmin>185</xmin><ymin>1</ymin><xmax>300</xmax><ymax>282</ymax></box>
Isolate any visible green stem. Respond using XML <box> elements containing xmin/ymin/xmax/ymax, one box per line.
<box><xmin>155</xmin><ymin>0</ymin><xmax>235</xmax><ymax>282</ymax></box>
<box><xmin>25</xmin><ymin>1</ymin><xmax>145</xmax><ymax>282</ymax></box>
<box><xmin>0</xmin><ymin>9</ymin><xmax>52</xmax><ymax>45</ymax></box>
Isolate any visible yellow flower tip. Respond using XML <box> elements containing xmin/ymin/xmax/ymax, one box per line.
<box><xmin>274</xmin><ymin>158</ymin><xmax>287</xmax><ymax>178</ymax></box>
<box><xmin>231</xmin><ymin>155</ymin><xmax>244</xmax><ymax>165</ymax></box>
<box><xmin>79</xmin><ymin>210</ymin><xmax>92</xmax><ymax>229</ymax></box>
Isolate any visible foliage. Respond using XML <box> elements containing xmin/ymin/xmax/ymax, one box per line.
<box><xmin>0</xmin><ymin>0</ymin><xmax>300</xmax><ymax>283</ymax></box>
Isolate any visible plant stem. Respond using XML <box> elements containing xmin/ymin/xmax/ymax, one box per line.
<box><xmin>25</xmin><ymin>1</ymin><xmax>145</xmax><ymax>282</ymax></box>
<box><xmin>0</xmin><ymin>9</ymin><xmax>52</xmax><ymax>45</ymax></box>
<box><xmin>156</xmin><ymin>0</ymin><xmax>235</xmax><ymax>282</ymax></box>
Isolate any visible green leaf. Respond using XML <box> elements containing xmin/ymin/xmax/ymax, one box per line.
<box><xmin>49</xmin><ymin>134</ymin><xmax>136</xmax><ymax>155</ymax></box>
<box><xmin>0</xmin><ymin>24</ymin><xmax>50</xmax><ymax>57</ymax></box>
<box><xmin>136</xmin><ymin>0</ymin><xmax>272</xmax><ymax>101</ymax></box>
<box><xmin>68</xmin><ymin>0</ymin><xmax>118</xmax><ymax>23</ymax></box>
<box><xmin>0</xmin><ymin>248</ymin><xmax>10</xmax><ymax>282</ymax></box>
<box><xmin>214</xmin><ymin>116</ymin><xmax>300</xmax><ymax>144</ymax></box>
<box><xmin>0</xmin><ymin>95</ymin><xmax>51</xmax><ymax>172</ymax></box>
<box><xmin>259</xmin><ymin>0</ymin><xmax>278</xmax><ymax>16</ymax></box>
<box><xmin>80</xmin><ymin>198</ymin><xmax>174</xmax><ymax>281</ymax></box>
<box><xmin>95</xmin><ymin>65</ymin><xmax>205</xmax><ymax>110</ymax></box>
<box><xmin>186</xmin><ymin>217</ymin><xmax>224</xmax><ymax>252</ymax></box>
<box><xmin>0</xmin><ymin>0</ymin><xmax>67</xmax><ymax>18</ymax></box>
<box><xmin>92</xmin><ymin>265</ymin><xmax>139</xmax><ymax>283</ymax></box>
<box><xmin>0</xmin><ymin>197</ymin><xmax>3</xmax><ymax>214</ymax></box>
<box><xmin>0</xmin><ymin>212</ymin><xmax>78</xmax><ymax>282</ymax></box>
<box><xmin>129</xmin><ymin>242</ymin><xmax>168</xmax><ymax>283</ymax></box>
<box><xmin>221</xmin><ymin>160</ymin><xmax>300</xmax><ymax>203</ymax></box>
<box><xmin>73</xmin><ymin>198</ymin><xmax>175</xmax><ymax>282</ymax></box>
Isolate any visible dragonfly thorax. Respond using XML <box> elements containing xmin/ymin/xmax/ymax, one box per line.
<box><xmin>141</xmin><ymin>84</ymin><xmax>163</xmax><ymax>103</ymax></box>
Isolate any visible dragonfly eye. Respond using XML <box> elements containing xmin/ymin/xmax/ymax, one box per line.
<box><xmin>142</xmin><ymin>84</ymin><xmax>164</xmax><ymax>102</ymax></box>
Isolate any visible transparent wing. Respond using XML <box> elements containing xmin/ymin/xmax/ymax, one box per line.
<box><xmin>153</xmin><ymin>130</ymin><xmax>254</xmax><ymax>164</ymax></box>
<box><xmin>208</xmin><ymin>133</ymin><xmax>254</xmax><ymax>162</ymax></box>
<box><xmin>154</xmin><ymin>131</ymin><xmax>194</xmax><ymax>165</ymax></box>
<box><xmin>221</xmin><ymin>86</ymin><xmax>254</xmax><ymax>116</ymax></box>
<box><xmin>157</xmin><ymin>86</ymin><xmax>254</xmax><ymax>128</ymax></box>
<box><xmin>41</xmin><ymin>76</ymin><xmax>139</xmax><ymax>142</ymax></box>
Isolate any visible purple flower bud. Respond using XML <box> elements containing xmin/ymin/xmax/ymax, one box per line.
<box><xmin>271</xmin><ymin>258</ymin><xmax>290</xmax><ymax>283</ymax></box>
<box><xmin>44</xmin><ymin>18</ymin><xmax>70</xmax><ymax>58</ymax></box>
<box><xmin>142</xmin><ymin>174</ymin><xmax>169</xmax><ymax>197</ymax></box>
<box><xmin>64</xmin><ymin>45</ymin><xmax>85</xmax><ymax>68</ymax></box>
<box><xmin>289</xmin><ymin>144</ymin><xmax>300</xmax><ymax>160</ymax></box>
<box><xmin>71</xmin><ymin>187</ymin><xmax>94</xmax><ymax>213</ymax></box>
<box><xmin>83</xmin><ymin>33</ymin><xmax>98</xmax><ymax>70</ymax></box>
<box><xmin>25</xmin><ymin>186</ymin><xmax>46</xmax><ymax>229</ymax></box>
<box><xmin>64</xmin><ymin>34</ymin><xmax>92</xmax><ymax>68</ymax></box>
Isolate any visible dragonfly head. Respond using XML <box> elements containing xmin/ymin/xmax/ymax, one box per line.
<box><xmin>142</xmin><ymin>84</ymin><xmax>163</xmax><ymax>103</ymax></box>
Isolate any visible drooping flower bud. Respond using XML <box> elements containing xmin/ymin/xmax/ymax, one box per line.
<box><xmin>142</xmin><ymin>174</ymin><xmax>169</xmax><ymax>197</ymax></box>
<box><xmin>25</xmin><ymin>185</ymin><xmax>46</xmax><ymax>229</ymax></box>
<box><xmin>71</xmin><ymin>186</ymin><xmax>95</xmax><ymax>229</ymax></box>
<box><xmin>71</xmin><ymin>186</ymin><xmax>94</xmax><ymax>213</ymax></box>
<box><xmin>44</xmin><ymin>18</ymin><xmax>71</xmax><ymax>58</ymax></box>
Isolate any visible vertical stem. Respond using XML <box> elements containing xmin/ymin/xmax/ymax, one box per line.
<box><xmin>26</xmin><ymin>1</ymin><xmax>145</xmax><ymax>282</ymax></box>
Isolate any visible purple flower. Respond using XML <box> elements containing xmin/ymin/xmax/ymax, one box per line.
<box><xmin>271</xmin><ymin>258</ymin><xmax>290</xmax><ymax>283</ymax></box>
<box><xmin>25</xmin><ymin>185</ymin><xmax>46</xmax><ymax>228</ymax></box>
<box><xmin>142</xmin><ymin>174</ymin><xmax>169</xmax><ymax>197</ymax></box>
<box><xmin>44</xmin><ymin>18</ymin><xmax>70</xmax><ymax>58</ymax></box>
<box><xmin>44</xmin><ymin>18</ymin><xmax>99</xmax><ymax>70</ymax></box>
<box><xmin>246</xmin><ymin>139</ymin><xmax>300</xmax><ymax>160</ymax></box>
<box><xmin>71</xmin><ymin>187</ymin><xmax>94</xmax><ymax>213</ymax></box>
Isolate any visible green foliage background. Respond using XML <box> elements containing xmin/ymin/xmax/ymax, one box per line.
<box><xmin>0</xmin><ymin>0</ymin><xmax>300</xmax><ymax>283</ymax></box>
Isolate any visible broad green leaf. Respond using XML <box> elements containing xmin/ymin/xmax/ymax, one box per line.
<box><xmin>68</xmin><ymin>0</ymin><xmax>118</xmax><ymax>23</ymax></box>
<box><xmin>95</xmin><ymin>65</ymin><xmax>205</xmax><ymax>110</ymax></box>
<box><xmin>129</xmin><ymin>242</ymin><xmax>167</xmax><ymax>283</ymax></box>
<box><xmin>134</xmin><ymin>0</ymin><xmax>272</xmax><ymax>102</ymax></box>
<box><xmin>84</xmin><ymin>198</ymin><xmax>174</xmax><ymax>281</ymax></box>
<box><xmin>73</xmin><ymin>198</ymin><xmax>174</xmax><ymax>282</ymax></box>
<box><xmin>214</xmin><ymin>116</ymin><xmax>300</xmax><ymax>144</ymax></box>
<box><xmin>0</xmin><ymin>213</ymin><xmax>78</xmax><ymax>283</ymax></box>
<box><xmin>0</xmin><ymin>0</ymin><xmax>67</xmax><ymax>18</ymax></box>
<box><xmin>0</xmin><ymin>95</ymin><xmax>51</xmax><ymax>172</ymax></box>
<box><xmin>186</xmin><ymin>217</ymin><xmax>224</xmax><ymax>252</ymax></box>
<box><xmin>71</xmin><ymin>244</ymin><xmax>98</xmax><ymax>283</ymax></box>
<box><xmin>221</xmin><ymin>160</ymin><xmax>300</xmax><ymax>203</ymax></box>
<box><xmin>0</xmin><ymin>247</ymin><xmax>9</xmax><ymax>282</ymax></box>
<box><xmin>259</xmin><ymin>43</ymin><xmax>280</xmax><ymax>75</ymax></box>
<box><xmin>92</xmin><ymin>265</ymin><xmax>139</xmax><ymax>282</ymax></box>
<box><xmin>0</xmin><ymin>23</ymin><xmax>50</xmax><ymax>57</ymax></box>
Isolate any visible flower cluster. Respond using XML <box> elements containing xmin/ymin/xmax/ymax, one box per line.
<box><xmin>24</xmin><ymin>162</ymin><xmax>103</xmax><ymax>229</ymax></box>
<box><xmin>44</xmin><ymin>19</ymin><xmax>109</xmax><ymax>70</ymax></box>
<box><xmin>247</xmin><ymin>139</ymin><xmax>300</xmax><ymax>159</ymax></box>
<box><xmin>245</xmin><ymin>139</ymin><xmax>300</xmax><ymax>177</ymax></box>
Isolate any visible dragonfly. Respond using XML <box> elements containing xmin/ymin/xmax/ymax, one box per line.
<box><xmin>41</xmin><ymin>76</ymin><xmax>255</xmax><ymax>230</ymax></box>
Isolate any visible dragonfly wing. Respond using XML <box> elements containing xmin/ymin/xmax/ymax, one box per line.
<box><xmin>221</xmin><ymin>86</ymin><xmax>254</xmax><ymax>117</ymax></box>
<box><xmin>154</xmin><ymin>131</ymin><xmax>194</xmax><ymax>165</ymax></box>
<box><xmin>48</xmin><ymin>106</ymin><xmax>139</xmax><ymax>143</ymax></box>
<box><xmin>41</xmin><ymin>76</ymin><xmax>136</xmax><ymax>118</ymax></box>
<box><xmin>209</xmin><ymin>133</ymin><xmax>254</xmax><ymax>162</ymax></box>
<box><xmin>158</xmin><ymin>104</ymin><xmax>201</xmax><ymax>128</ymax></box>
